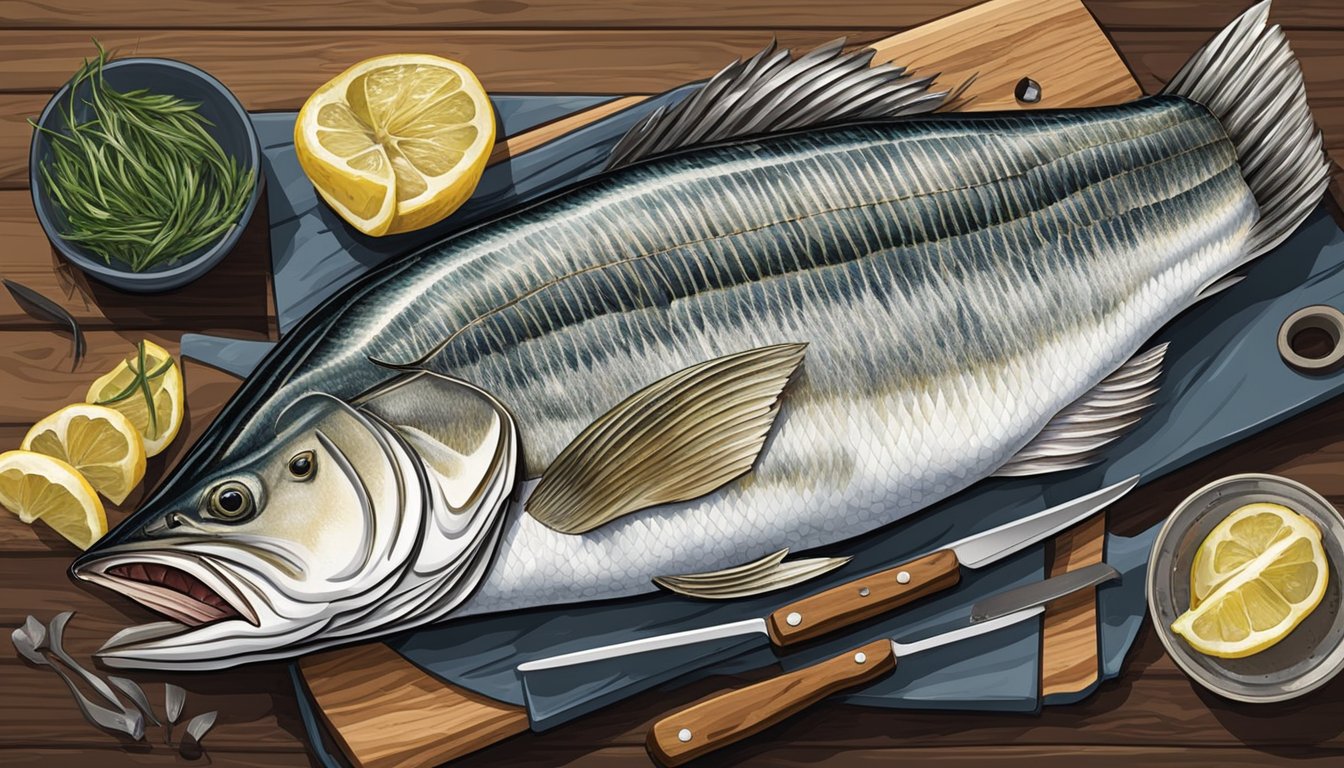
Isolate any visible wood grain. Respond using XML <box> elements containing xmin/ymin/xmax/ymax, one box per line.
<box><xmin>299</xmin><ymin>644</ymin><xmax>528</xmax><ymax>768</ymax></box>
<box><xmin>1041</xmin><ymin>513</ymin><xmax>1107</xmax><ymax>697</ymax></box>
<box><xmin>3</xmin><ymin>0</ymin><xmax>1342</xmax><ymax>31</ymax></box>
<box><xmin>647</xmin><ymin>640</ymin><xmax>897</xmax><ymax>766</ymax></box>
<box><xmin>3</xmin><ymin>1</ymin><xmax>1344</xmax><ymax>767</ymax></box>
<box><xmin>766</xmin><ymin>550</ymin><xmax>961</xmax><ymax>646</ymax></box>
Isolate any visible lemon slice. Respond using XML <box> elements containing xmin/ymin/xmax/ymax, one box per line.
<box><xmin>1189</xmin><ymin>502</ymin><xmax>1317</xmax><ymax>606</ymax></box>
<box><xmin>22</xmin><ymin>403</ymin><xmax>146</xmax><ymax>505</ymax></box>
<box><xmin>86</xmin><ymin>340</ymin><xmax>185</xmax><ymax>458</ymax></box>
<box><xmin>0</xmin><ymin>450</ymin><xmax>108</xmax><ymax>549</ymax></box>
<box><xmin>1172</xmin><ymin>508</ymin><xmax>1328</xmax><ymax>659</ymax></box>
<box><xmin>295</xmin><ymin>53</ymin><xmax>496</xmax><ymax>236</ymax></box>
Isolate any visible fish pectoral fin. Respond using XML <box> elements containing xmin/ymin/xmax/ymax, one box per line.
<box><xmin>994</xmin><ymin>343</ymin><xmax>1169</xmax><ymax>478</ymax></box>
<box><xmin>526</xmin><ymin>343</ymin><xmax>806</xmax><ymax>535</ymax></box>
<box><xmin>654</xmin><ymin>549</ymin><xmax>851</xmax><ymax>600</ymax></box>
<box><xmin>353</xmin><ymin>371</ymin><xmax>518</xmax><ymax>511</ymax></box>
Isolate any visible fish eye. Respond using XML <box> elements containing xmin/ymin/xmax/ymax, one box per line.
<box><xmin>287</xmin><ymin>450</ymin><xmax>315</xmax><ymax>480</ymax></box>
<box><xmin>208</xmin><ymin>481</ymin><xmax>255</xmax><ymax>522</ymax></box>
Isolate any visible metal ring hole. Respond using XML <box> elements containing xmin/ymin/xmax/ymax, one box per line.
<box><xmin>1278</xmin><ymin>305</ymin><xmax>1344</xmax><ymax>374</ymax></box>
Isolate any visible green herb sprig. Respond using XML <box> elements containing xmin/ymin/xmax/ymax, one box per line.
<box><xmin>95</xmin><ymin>340</ymin><xmax>173</xmax><ymax>437</ymax></box>
<box><xmin>32</xmin><ymin>44</ymin><xmax>254</xmax><ymax>272</ymax></box>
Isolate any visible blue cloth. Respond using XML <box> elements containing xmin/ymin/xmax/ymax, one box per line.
<box><xmin>234</xmin><ymin>97</ymin><xmax>1344</xmax><ymax>733</ymax></box>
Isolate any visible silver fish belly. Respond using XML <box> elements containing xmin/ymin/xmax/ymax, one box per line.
<box><xmin>297</xmin><ymin>97</ymin><xmax>1251</xmax><ymax>615</ymax></box>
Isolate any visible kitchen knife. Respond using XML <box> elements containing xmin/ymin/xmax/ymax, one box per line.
<box><xmin>970</xmin><ymin>561</ymin><xmax>1119</xmax><ymax>622</ymax></box>
<box><xmin>647</xmin><ymin>606</ymin><xmax>1049</xmax><ymax>766</ymax></box>
<box><xmin>518</xmin><ymin>474</ymin><xmax>1138</xmax><ymax>676</ymax></box>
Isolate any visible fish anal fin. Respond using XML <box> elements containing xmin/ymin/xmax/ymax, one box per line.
<box><xmin>994</xmin><ymin>343</ymin><xmax>1168</xmax><ymax>478</ymax></box>
<box><xmin>654</xmin><ymin>549</ymin><xmax>851</xmax><ymax>600</ymax></box>
<box><xmin>526</xmin><ymin>343</ymin><xmax>806</xmax><ymax>535</ymax></box>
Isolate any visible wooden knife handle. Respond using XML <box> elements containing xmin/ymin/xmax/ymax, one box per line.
<box><xmin>646</xmin><ymin>639</ymin><xmax>897</xmax><ymax>766</ymax></box>
<box><xmin>765</xmin><ymin>549</ymin><xmax>961</xmax><ymax>646</ymax></box>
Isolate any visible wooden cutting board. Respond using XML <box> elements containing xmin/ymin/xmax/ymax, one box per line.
<box><xmin>298</xmin><ymin>0</ymin><xmax>1140</xmax><ymax>765</ymax></box>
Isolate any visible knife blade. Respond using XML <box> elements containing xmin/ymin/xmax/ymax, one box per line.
<box><xmin>517</xmin><ymin>474</ymin><xmax>1137</xmax><ymax>676</ymax></box>
<box><xmin>646</xmin><ymin>606</ymin><xmax>1048</xmax><ymax>766</ymax></box>
<box><xmin>648</xmin><ymin>557</ymin><xmax>1117</xmax><ymax>766</ymax></box>
<box><xmin>970</xmin><ymin>561</ymin><xmax>1119</xmax><ymax>622</ymax></box>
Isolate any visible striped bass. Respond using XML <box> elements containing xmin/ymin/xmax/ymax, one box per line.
<box><xmin>73</xmin><ymin>2</ymin><xmax>1329</xmax><ymax>669</ymax></box>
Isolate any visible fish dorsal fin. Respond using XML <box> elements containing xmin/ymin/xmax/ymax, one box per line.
<box><xmin>604</xmin><ymin>38</ymin><xmax>952</xmax><ymax>171</ymax></box>
<box><xmin>654</xmin><ymin>548</ymin><xmax>851</xmax><ymax>600</ymax></box>
<box><xmin>994</xmin><ymin>344</ymin><xmax>1169</xmax><ymax>477</ymax></box>
<box><xmin>354</xmin><ymin>371</ymin><xmax>517</xmax><ymax>514</ymax></box>
<box><xmin>526</xmin><ymin>343</ymin><xmax>807</xmax><ymax>535</ymax></box>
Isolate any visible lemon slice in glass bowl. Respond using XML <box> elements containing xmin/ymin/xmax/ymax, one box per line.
<box><xmin>1172</xmin><ymin>505</ymin><xmax>1328</xmax><ymax>659</ymax></box>
<box><xmin>22</xmin><ymin>403</ymin><xmax>146</xmax><ymax>505</ymax></box>
<box><xmin>1189</xmin><ymin>501</ymin><xmax>1316</xmax><ymax>606</ymax></box>
<box><xmin>295</xmin><ymin>54</ymin><xmax>496</xmax><ymax>236</ymax></box>
<box><xmin>0</xmin><ymin>450</ymin><xmax>108</xmax><ymax>549</ymax></box>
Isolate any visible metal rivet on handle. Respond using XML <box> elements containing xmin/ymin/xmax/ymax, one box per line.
<box><xmin>854</xmin><ymin>652</ymin><xmax>867</xmax><ymax>664</ymax></box>
<box><xmin>786</xmin><ymin>611</ymin><xmax>802</xmax><ymax>627</ymax></box>
<box><xmin>678</xmin><ymin>728</ymin><xmax>693</xmax><ymax>743</ymax></box>
<box><xmin>896</xmin><ymin>571</ymin><xmax>911</xmax><ymax>585</ymax></box>
<box><xmin>859</xmin><ymin>587</ymin><xmax>870</xmax><ymax>597</ymax></box>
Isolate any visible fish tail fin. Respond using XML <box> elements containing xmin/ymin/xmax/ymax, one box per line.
<box><xmin>1164</xmin><ymin>0</ymin><xmax>1329</xmax><ymax>264</ymax></box>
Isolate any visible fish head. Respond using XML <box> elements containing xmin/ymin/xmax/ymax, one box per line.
<box><xmin>72</xmin><ymin>372</ymin><xmax>518</xmax><ymax>669</ymax></box>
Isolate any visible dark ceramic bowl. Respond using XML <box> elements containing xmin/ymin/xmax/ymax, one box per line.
<box><xmin>29</xmin><ymin>57</ymin><xmax>262</xmax><ymax>293</ymax></box>
<box><xmin>1148</xmin><ymin>474</ymin><xmax>1344</xmax><ymax>703</ymax></box>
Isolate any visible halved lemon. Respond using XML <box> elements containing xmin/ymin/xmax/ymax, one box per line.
<box><xmin>86</xmin><ymin>340</ymin><xmax>185</xmax><ymax>458</ymax></box>
<box><xmin>22</xmin><ymin>403</ymin><xmax>146</xmax><ymax>505</ymax></box>
<box><xmin>295</xmin><ymin>54</ymin><xmax>496</xmax><ymax>236</ymax></box>
<box><xmin>0</xmin><ymin>450</ymin><xmax>107</xmax><ymax>550</ymax></box>
<box><xmin>1172</xmin><ymin>506</ymin><xmax>1328</xmax><ymax>659</ymax></box>
<box><xmin>1189</xmin><ymin>502</ymin><xmax>1318</xmax><ymax>606</ymax></box>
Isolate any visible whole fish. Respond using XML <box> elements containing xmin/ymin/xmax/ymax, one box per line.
<box><xmin>73</xmin><ymin>1</ymin><xmax>1327</xmax><ymax>669</ymax></box>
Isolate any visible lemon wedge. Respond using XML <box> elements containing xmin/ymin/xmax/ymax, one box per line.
<box><xmin>1172</xmin><ymin>504</ymin><xmax>1328</xmax><ymax>659</ymax></box>
<box><xmin>0</xmin><ymin>450</ymin><xmax>108</xmax><ymax>549</ymax></box>
<box><xmin>22</xmin><ymin>403</ymin><xmax>146</xmax><ymax>505</ymax></box>
<box><xmin>1189</xmin><ymin>502</ymin><xmax>1309</xmax><ymax>606</ymax></box>
<box><xmin>86</xmin><ymin>340</ymin><xmax>185</xmax><ymax>458</ymax></box>
<box><xmin>294</xmin><ymin>53</ymin><xmax>495</xmax><ymax>236</ymax></box>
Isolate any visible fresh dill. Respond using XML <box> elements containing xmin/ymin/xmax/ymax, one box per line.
<box><xmin>32</xmin><ymin>44</ymin><xmax>254</xmax><ymax>272</ymax></box>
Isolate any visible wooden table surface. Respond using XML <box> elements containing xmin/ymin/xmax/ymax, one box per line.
<box><xmin>2</xmin><ymin>1</ymin><xmax>1344</xmax><ymax>766</ymax></box>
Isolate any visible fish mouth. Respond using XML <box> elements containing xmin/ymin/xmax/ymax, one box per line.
<box><xmin>74</xmin><ymin>555</ymin><xmax>259</xmax><ymax>628</ymax></box>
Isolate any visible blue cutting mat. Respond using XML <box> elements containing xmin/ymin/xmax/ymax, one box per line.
<box><xmin>217</xmin><ymin>96</ymin><xmax>1344</xmax><ymax>735</ymax></box>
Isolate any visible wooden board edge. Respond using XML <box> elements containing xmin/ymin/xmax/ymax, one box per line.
<box><xmin>299</xmin><ymin>644</ymin><xmax>529</xmax><ymax>768</ymax></box>
<box><xmin>1041</xmin><ymin>512</ymin><xmax>1107</xmax><ymax>698</ymax></box>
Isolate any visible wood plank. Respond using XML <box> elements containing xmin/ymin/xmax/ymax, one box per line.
<box><xmin>0</xmin><ymin>349</ymin><xmax>244</xmax><ymax>552</ymax></box>
<box><xmin>0</xmin><ymin>557</ymin><xmax>308</xmax><ymax>752</ymax></box>
<box><xmin>450</xmin><ymin>744</ymin><xmax>1344</xmax><ymax>767</ymax></box>
<box><xmin>0</xmin><ymin>190</ymin><xmax>275</xmax><ymax>331</ymax></box>
<box><xmin>3</xmin><ymin>0</ymin><xmax>1341</xmax><ymax>31</ymax></box>
<box><xmin>300</xmin><ymin>645</ymin><xmax>529</xmax><ymax>768</ymax></box>
<box><xmin>0</xmin><ymin>748</ymin><xmax>312</xmax><ymax>766</ymax></box>
<box><xmin>1041</xmin><ymin>512</ymin><xmax>1106</xmax><ymax>697</ymax></box>
<box><xmin>297</xmin><ymin>2</ymin><xmax>1143</xmax><ymax>765</ymax></box>
<box><xmin>6</xmin><ymin>31</ymin><xmax>1344</xmax><ymax>191</ymax></box>
<box><xmin>1108</xmin><ymin>28</ymin><xmax>1344</xmax><ymax>97</ymax></box>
